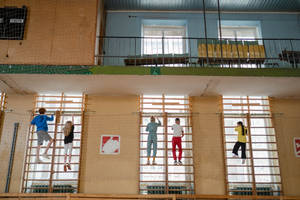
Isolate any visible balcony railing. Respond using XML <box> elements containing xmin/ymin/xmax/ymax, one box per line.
<box><xmin>95</xmin><ymin>37</ymin><xmax>300</xmax><ymax>68</ymax></box>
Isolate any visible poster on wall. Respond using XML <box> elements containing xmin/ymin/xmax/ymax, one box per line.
<box><xmin>294</xmin><ymin>137</ymin><xmax>300</xmax><ymax>158</ymax></box>
<box><xmin>100</xmin><ymin>135</ymin><xmax>120</xmax><ymax>155</ymax></box>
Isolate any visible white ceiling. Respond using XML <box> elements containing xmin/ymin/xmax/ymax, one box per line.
<box><xmin>1</xmin><ymin>74</ymin><xmax>300</xmax><ymax>98</ymax></box>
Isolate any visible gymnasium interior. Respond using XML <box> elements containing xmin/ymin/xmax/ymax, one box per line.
<box><xmin>0</xmin><ymin>0</ymin><xmax>300</xmax><ymax>199</ymax></box>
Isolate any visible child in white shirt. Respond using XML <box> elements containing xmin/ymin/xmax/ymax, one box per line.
<box><xmin>171</xmin><ymin>118</ymin><xmax>184</xmax><ymax>165</ymax></box>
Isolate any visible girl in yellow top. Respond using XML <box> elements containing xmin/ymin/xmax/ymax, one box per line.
<box><xmin>232</xmin><ymin>121</ymin><xmax>247</xmax><ymax>164</ymax></box>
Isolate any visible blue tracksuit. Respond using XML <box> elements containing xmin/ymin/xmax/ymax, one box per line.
<box><xmin>146</xmin><ymin>121</ymin><xmax>161</xmax><ymax>157</ymax></box>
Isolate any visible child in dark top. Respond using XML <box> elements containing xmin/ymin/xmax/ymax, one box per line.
<box><xmin>63</xmin><ymin>121</ymin><xmax>74</xmax><ymax>172</ymax></box>
<box><xmin>31</xmin><ymin>108</ymin><xmax>54</xmax><ymax>163</ymax></box>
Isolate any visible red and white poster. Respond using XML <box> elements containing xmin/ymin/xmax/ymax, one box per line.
<box><xmin>294</xmin><ymin>137</ymin><xmax>300</xmax><ymax>158</ymax></box>
<box><xmin>100</xmin><ymin>135</ymin><xmax>120</xmax><ymax>155</ymax></box>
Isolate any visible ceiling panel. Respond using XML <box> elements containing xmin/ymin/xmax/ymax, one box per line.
<box><xmin>104</xmin><ymin>0</ymin><xmax>300</xmax><ymax>12</ymax></box>
<box><xmin>1</xmin><ymin>74</ymin><xmax>300</xmax><ymax>98</ymax></box>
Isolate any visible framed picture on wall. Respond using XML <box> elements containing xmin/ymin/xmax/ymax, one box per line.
<box><xmin>294</xmin><ymin>137</ymin><xmax>300</xmax><ymax>158</ymax></box>
<box><xmin>100</xmin><ymin>135</ymin><xmax>120</xmax><ymax>155</ymax></box>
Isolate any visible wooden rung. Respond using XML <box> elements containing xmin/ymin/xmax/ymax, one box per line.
<box><xmin>224</xmin><ymin>117</ymin><xmax>271</xmax><ymax>119</ymax></box>
<box><xmin>140</xmin><ymin>172</ymin><xmax>194</xmax><ymax>174</ymax></box>
<box><xmin>228</xmin><ymin>189</ymin><xmax>282</xmax><ymax>192</ymax></box>
<box><xmin>43</xmin><ymin>123</ymin><xmax>82</xmax><ymax>126</ymax></box>
<box><xmin>36</xmin><ymin>101</ymin><xmax>76</xmax><ymax>103</ymax></box>
<box><xmin>140</xmin><ymin>148</ymin><xmax>193</xmax><ymax>150</ymax></box>
<box><xmin>227</xmin><ymin>173</ymin><xmax>254</xmax><ymax>175</ymax></box>
<box><xmin>222</xmin><ymin>98</ymin><xmax>269</xmax><ymax>100</ymax></box>
<box><xmin>31</xmin><ymin>131</ymin><xmax>82</xmax><ymax>133</ymax></box>
<box><xmin>226</xmin><ymin>149</ymin><xmax>278</xmax><ymax>151</ymax></box>
<box><xmin>25</xmin><ymin>170</ymin><xmax>79</xmax><ymax>173</ymax></box>
<box><xmin>139</xmin><ymin>156</ymin><xmax>193</xmax><ymax>158</ymax></box>
<box><xmin>140</xmin><ymin>125</ymin><xmax>191</xmax><ymax>127</ymax></box>
<box><xmin>228</xmin><ymin>173</ymin><xmax>280</xmax><ymax>176</ymax></box>
<box><xmin>140</xmin><ymin>140</ymin><xmax>193</xmax><ymax>143</ymax></box>
<box><xmin>26</xmin><ymin>154</ymin><xmax>80</xmax><ymax>157</ymax></box>
<box><xmin>142</xmin><ymin>108</ymin><xmax>190</xmax><ymax>111</ymax></box>
<box><xmin>226</xmin><ymin>157</ymin><xmax>278</xmax><ymax>160</ymax></box>
<box><xmin>34</xmin><ymin>106</ymin><xmax>83</xmax><ymax>109</ymax></box>
<box><xmin>37</xmin><ymin>95</ymin><xmax>82</xmax><ymax>98</ymax></box>
<box><xmin>140</xmin><ymin>133</ymin><xmax>192</xmax><ymax>135</ymax></box>
<box><xmin>28</xmin><ymin>139</ymin><xmax>81</xmax><ymax>141</ymax></box>
<box><xmin>223</xmin><ymin>109</ymin><xmax>270</xmax><ymax>111</ymax></box>
<box><xmin>225</xmin><ymin>141</ymin><xmax>273</xmax><ymax>144</ymax></box>
<box><xmin>139</xmin><ymin>188</ymin><xmax>194</xmax><ymax>191</ymax></box>
<box><xmin>33</xmin><ymin>114</ymin><xmax>83</xmax><ymax>117</ymax></box>
<box><xmin>26</xmin><ymin>147</ymin><xmax>80</xmax><ymax>149</ymax></box>
<box><xmin>24</xmin><ymin>179</ymin><xmax>77</xmax><ymax>181</ymax></box>
<box><xmin>227</xmin><ymin>165</ymin><xmax>279</xmax><ymax>167</ymax></box>
<box><xmin>26</xmin><ymin>162</ymin><xmax>80</xmax><ymax>165</ymax></box>
<box><xmin>140</xmin><ymin>164</ymin><xmax>194</xmax><ymax>167</ymax></box>
<box><xmin>140</xmin><ymin>97</ymin><xmax>189</xmax><ymax>100</ymax></box>
<box><xmin>224</xmin><ymin>134</ymin><xmax>275</xmax><ymax>136</ymax></box>
<box><xmin>224</xmin><ymin>126</ymin><xmax>274</xmax><ymax>128</ymax></box>
<box><xmin>140</xmin><ymin>180</ymin><xmax>194</xmax><ymax>183</ymax></box>
<box><xmin>225</xmin><ymin>141</ymin><xmax>277</xmax><ymax>144</ymax></box>
<box><xmin>22</xmin><ymin>187</ymin><xmax>51</xmax><ymax>189</ymax></box>
<box><xmin>228</xmin><ymin>181</ymin><xmax>281</xmax><ymax>184</ymax></box>
<box><xmin>150</xmin><ymin>102</ymin><xmax>186</xmax><ymax>105</ymax></box>
<box><xmin>231</xmin><ymin>103</ymin><xmax>262</xmax><ymax>106</ymax></box>
<box><xmin>223</xmin><ymin>103</ymin><xmax>268</xmax><ymax>105</ymax></box>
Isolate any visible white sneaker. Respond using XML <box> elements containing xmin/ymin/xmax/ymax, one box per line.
<box><xmin>42</xmin><ymin>153</ymin><xmax>50</xmax><ymax>159</ymax></box>
<box><xmin>178</xmin><ymin>161</ymin><xmax>183</xmax><ymax>165</ymax></box>
<box><xmin>35</xmin><ymin>157</ymin><xmax>42</xmax><ymax>163</ymax></box>
<box><xmin>232</xmin><ymin>153</ymin><xmax>239</xmax><ymax>158</ymax></box>
<box><xmin>174</xmin><ymin>160</ymin><xmax>178</xmax><ymax>165</ymax></box>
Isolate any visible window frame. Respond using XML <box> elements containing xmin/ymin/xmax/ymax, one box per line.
<box><xmin>221</xmin><ymin>96</ymin><xmax>283</xmax><ymax>196</ymax></box>
<box><xmin>141</xmin><ymin>24</ymin><xmax>187</xmax><ymax>55</ymax></box>
<box><xmin>139</xmin><ymin>94</ymin><xmax>195</xmax><ymax>194</ymax></box>
<box><xmin>220</xmin><ymin>26</ymin><xmax>260</xmax><ymax>40</ymax></box>
<box><xmin>21</xmin><ymin>93</ymin><xmax>86</xmax><ymax>193</ymax></box>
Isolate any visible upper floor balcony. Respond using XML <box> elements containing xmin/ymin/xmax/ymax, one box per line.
<box><xmin>0</xmin><ymin>37</ymin><xmax>300</xmax><ymax>77</ymax></box>
<box><xmin>95</xmin><ymin>36</ymin><xmax>300</xmax><ymax>69</ymax></box>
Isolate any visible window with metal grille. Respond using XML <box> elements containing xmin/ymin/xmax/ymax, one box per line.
<box><xmin>142</xmin><ymin>25</ymin><xmax>187</xmax><ymax>55</ymax></box>
<box><xmin>22</xmin><ymin>93</ymin><xmax>85</xmax><ymax>193</ymax></box>
<box><xmin>220</xmin><ymin>24</ymin><xmax>262</xmax><ymax>68</ymax></box>
<box><xmin>139</xmin><ymin>94</ymin><xmax>194</xmax><ymax>194</ymax></box>
<box><xmin>221</xmin><ymin>96</ymin><xmax>282</xmax><ymax>196</ymax></box>
<box><xmin>221</xmin><ymin>26</ymin><xmax>259</xmax><ymax>40</ymax></box>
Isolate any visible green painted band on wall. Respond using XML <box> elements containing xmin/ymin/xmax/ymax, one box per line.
<box><xmin>90</xmin><ymin>66</ymin><xmax>150</xmax><ymax>75</ymax></box>
<box><xmin>0</xmin><ymin>65</ymin><xmax>92</xmax><ymax>74</ymax></box>
<box><xmin>1</xmin><ymin>64</ymin><xmax>300</xmax><ymax>77</ymax></box>
<box><xmin>91</xmin><ymin>66</ymin><xmax>300</xmax><ymax>77</ymax></box>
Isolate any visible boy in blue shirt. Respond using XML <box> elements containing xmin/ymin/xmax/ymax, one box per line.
<box><xmin>31</xmin><ymin>108</ymin><xmax>54</xmax><ymax>163</ymax></box>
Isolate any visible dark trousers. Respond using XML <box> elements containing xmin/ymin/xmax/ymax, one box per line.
<box><xmin>232</xmin><ymin>142</ymin><xmax>246</xmax><ymax>159</ymax></box>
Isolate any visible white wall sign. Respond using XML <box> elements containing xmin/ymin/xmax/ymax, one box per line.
<box><xmin>100</xmin><ymin>135</ymin><xmax>120</xmax><ymax>155</ymax></box>
<box><xmin>294</xmin><ymin>137</ymin><xmax>300</xmax><ymax>158</ymax></box>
